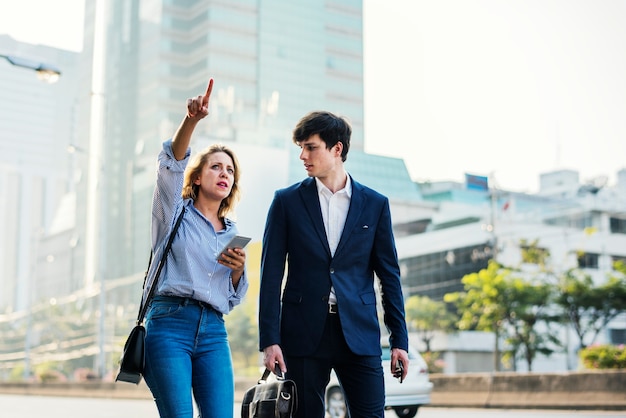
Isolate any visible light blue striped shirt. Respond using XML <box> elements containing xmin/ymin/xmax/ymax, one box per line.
<box><xmin>142</xmin><ymin>139</ymin><xmax>248</xmax><ymax>314</ymax></box>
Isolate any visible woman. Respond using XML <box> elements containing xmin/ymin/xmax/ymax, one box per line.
<box><xmin>143</xmin><ymin>78</ymin><xmax>249</xmax><ymax>418</ymax></box>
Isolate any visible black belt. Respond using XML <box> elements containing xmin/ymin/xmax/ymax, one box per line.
<box><xmin>328</xmin><ymin>304</ymin><xmax>338</xmax><ymax>314</ymax></box>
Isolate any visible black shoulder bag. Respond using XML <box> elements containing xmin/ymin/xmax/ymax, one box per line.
<box><xmin>115</xmin><ymin>207</ymin><xmax>185</xmax><ymax>384</ymax></box>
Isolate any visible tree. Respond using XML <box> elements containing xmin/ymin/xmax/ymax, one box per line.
<box><xmin>519</xmin><ymin>238</ymin><xmax>550</xmax><ymax>267</ymax></box>
<box><xmin>604</xmin><ymin>260</ymin><xmax>626</xmax><ymax>326</ymax></box>
<box><xmin>555</xmin><ymin>269</ymin><xmax>601</xmax><ymax>349</ymax></box>
<box><xmin>404</xmin><ymin>295</ymin><xmax>456</xmax><ymax>352</ymax></box>
<box><xmin>499</xmin><ymin>277</ymin><xmax>560</xmax><ymax>371</ymax></box>
<box><xmin>445</xmin><ymin>260</ymin><xmax>562</xmax><ymax>371</ymax></box>
<box><xmin>555</xmin><ymin>265</ymin><xmax>626</xmax><ymax>349</ymax></box>
<box><xmin>444</xmin><ymin>260</ymin><xmax>511</xmax><ymax>371</ymax></box>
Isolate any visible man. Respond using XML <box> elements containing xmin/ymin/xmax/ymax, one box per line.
<box><xmin>259</xmin><ymin>111</ymin><xmax>409</xmax><ymax>418</ymax></box>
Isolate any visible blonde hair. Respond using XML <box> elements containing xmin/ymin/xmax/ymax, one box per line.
<box><xmin>182</xmin><ymin>144</ymin><xmax>241</xmax><ymax>219</ymax></box>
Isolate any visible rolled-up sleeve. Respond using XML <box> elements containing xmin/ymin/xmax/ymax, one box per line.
<box><xmin>151</xmin><ymin>139</ymin><xmax>191</xmax><ymax>250</ymax></box>
<box><xmin>228</xmin><ymin>270</ymin><xmax>249</xmax><ymax>311</ymax></box>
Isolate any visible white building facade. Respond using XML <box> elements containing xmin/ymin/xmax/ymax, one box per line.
<box><xmin>394</xmin><ymin>169</ymin><xmax>626</xmax><ymax>373</ymax></box>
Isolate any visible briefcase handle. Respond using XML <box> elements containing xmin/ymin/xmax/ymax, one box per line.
<box><xmin>259</xmin><ymin>363</ymin><xmax>285</xmax><ymax>383</ymax></box>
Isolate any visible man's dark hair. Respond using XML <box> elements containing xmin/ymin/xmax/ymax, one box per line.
<box><xmin>292</xmin><ymin>111</ymin><xmax>352</xmax><ymax>162</ymax></box>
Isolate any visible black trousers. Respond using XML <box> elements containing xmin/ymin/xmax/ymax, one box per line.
<box><xmin>285</xmin><ymin>311</ymin><xmax>385</xmax><ymax>418</ymax></box>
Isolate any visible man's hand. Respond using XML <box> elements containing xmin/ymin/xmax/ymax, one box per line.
<box><xmin>186</xmin><ymin>78</ymin><xmax>213</xmax><ymax>120</ymax></box>
<box><xmin>391</xmin><ymin>347</ymin><xmax>409</xmax><ymax>383</ymax></box>
<box><xmin>263</xmin><ymin>344</ymin><xmax>286</xmax><ymax>376</ymax></box>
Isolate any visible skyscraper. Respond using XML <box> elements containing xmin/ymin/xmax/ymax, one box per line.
<box><xmin>75</xmin><ymin>0</ymin><xmax>419</xmax><ymax>286</ymax></box>
<box><xmin>0</xmin><ymin>35</ymin><xmax>80</xmax><ymax>311</ymax></box>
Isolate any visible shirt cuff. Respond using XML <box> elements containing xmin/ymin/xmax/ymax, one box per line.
<box><xmin>161</xmin><ymin>139</ymin><xmax>191</xmax><ymax>172</ymax></box>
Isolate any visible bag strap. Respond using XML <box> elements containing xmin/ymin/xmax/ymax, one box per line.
<box><xmin>136</xmin><ymin>206</ymin><xmax>186</xmax><ymax>324</ymax></box>
<box><xmin>259</xmin><ymin>363</ymin><xmax>285</xmax><ymax>383</ymax></box>
<box><xmin>258</xmin><ymin>364</ymin><xmax>298</xmax><ymax>414</ymax></box>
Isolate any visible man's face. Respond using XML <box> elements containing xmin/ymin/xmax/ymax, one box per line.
<box><xmin>298</xmin><ymin>134</ymin><xmax>342</xmax><ymax>178</ymax></box>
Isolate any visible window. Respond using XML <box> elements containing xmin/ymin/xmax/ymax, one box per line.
<box><xmin>610</xmin><ymin>217</ymin><xmax>626</xmax><ymax>234</ymax></box>
<box><xmin>609</xmin><ymin>328</ymin><xmax>626</xmax><ymax>345</ymax></box>
<box><xmin>400</xmin><ymin>243</ymin><xmax>492</xmax><ymax>300</ymax></box>
<box><xmin>612</xmin><ymin>255</ymin><xmax>626</xmax><ymax>267</ymax></box>
<box><xmin>577</xmin><ymin>252</ymin><xmax>599</xmax><ymax>269</ymax></box>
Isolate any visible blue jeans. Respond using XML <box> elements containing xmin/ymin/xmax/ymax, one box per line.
<box><xmin>144</xmin><ymin>296</ymin><xmax>234</xmax><ymax>418</ymax></box>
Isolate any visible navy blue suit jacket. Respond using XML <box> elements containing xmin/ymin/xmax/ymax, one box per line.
<box><xmin>259</xmin><ymin>176</ymin><xmax>408</xmax><ymax>357</ymax></box>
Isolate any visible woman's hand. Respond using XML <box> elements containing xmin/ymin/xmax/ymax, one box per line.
<box><xmin>219</xmin><ymin>247</ymin><xmax>246</xmax><ymax>285</ymax></box>
<box><xmin>186</xmin><ymin>78</ymin><xmax>214</xmax><ymax>121</ymax></box>
<box><xmin>172</xmin><ymin>78</ymin><xmax>214</xmax><ymax>160</ymax></box>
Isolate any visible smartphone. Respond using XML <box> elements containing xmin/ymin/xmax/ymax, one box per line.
<box><xmin>217</xmin><ymin>235</ymin><xmax>251</xmax><ymax>260</ymax></box>
<box><xmin>394</xmin><ymin>360</ymin><xmax>404</xmax><ymax>383</ymax></box>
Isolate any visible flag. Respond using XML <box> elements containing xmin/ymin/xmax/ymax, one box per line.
<box><xmin>465</xmin><ymin>173</ymin><xmax>489</xmax><ymax>191</ymax></box>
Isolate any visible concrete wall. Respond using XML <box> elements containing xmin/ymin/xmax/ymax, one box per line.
<box><xmin>0</xmin><ymin>371</ymin><xmax>624</xmax><ymax>410</ymax></box>
<box><xmin>429</xmin><ymin>370</ymin><xmax>626</xmax><ymax>410</ymax></box>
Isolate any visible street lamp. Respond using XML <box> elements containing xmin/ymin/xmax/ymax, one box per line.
<box><xmin>2</xmin><ymin>51</ymin><xmax>63</xmax><ymax>381</ymax></box>
<box><xmin>0</xmin><ymin>54</ymin><xmax>62</xmax><ymax>83</ymax></box>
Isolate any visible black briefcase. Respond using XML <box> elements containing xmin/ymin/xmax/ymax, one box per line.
<box><xmin>241</xmin><ymin>367</ymin><xmax>297</xmax><ymax>418</ymax></box>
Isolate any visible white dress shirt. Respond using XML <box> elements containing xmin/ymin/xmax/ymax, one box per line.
<box><xmin>316</xmin><ymin>174</ymin><xmax>352</xmax><ymax>305</ymax></box>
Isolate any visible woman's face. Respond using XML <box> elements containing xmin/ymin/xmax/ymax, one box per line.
<box><xmin>194</xmin><ymin>151</ymin><xmax>235</xmax><ymax>202</ymax></box>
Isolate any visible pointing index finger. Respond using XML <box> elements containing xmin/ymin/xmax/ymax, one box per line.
<box><xmin>203</xmin><ymin>78</ymin><xmax>214</xmax><ymax>105</ymax></box>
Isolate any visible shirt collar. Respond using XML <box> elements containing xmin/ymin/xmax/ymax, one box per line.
<box><xmin>315</xmin><ymin>172</ymin><xmax>352</xmax><ymax>197</ymax></box>
<box><xmin>185</xmin><ymin>198</ymin><xmax>235</xmax><ymax>230</ymax></box>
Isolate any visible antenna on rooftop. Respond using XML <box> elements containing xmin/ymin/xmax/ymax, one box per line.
<box><xmin>578</xmin><ymin>175</ymin><xmax>608</xmax><ymax>196</ymax></box>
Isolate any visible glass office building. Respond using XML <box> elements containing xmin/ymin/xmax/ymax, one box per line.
<box><xmin>73</xmin><ymin>0</ymin><xmax>421</xmax><ymax>285</ymax></box>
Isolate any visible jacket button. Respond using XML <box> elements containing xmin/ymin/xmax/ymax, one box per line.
<box><xmin>330</xmin><ymin>268</ymin><xmax>335</xmax><ymax>274</ymax></box>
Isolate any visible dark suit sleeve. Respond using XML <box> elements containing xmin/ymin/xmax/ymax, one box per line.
<box><xmin>371</xmin><ymin>198</ymin><xmax>409</xmax><ymax>351</ymax></box>
<box><xmin>258</xmin><ymin>190</ymin><xmax>288</xmax><ymax>350</ymax></box>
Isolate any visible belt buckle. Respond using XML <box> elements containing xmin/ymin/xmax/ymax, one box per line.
<box><xmin>328</xmin><ymin>304</ymin><xmax>338</xmax><ymax>314</ymax></box>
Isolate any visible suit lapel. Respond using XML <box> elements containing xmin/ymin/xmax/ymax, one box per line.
<box><xmin>298</xmin><ymin>178</ymin><xmax>331</xmax><ymax>257</ymax></box>
<box><xmin>334</xmin><ymin>177</ymin><xmax>365</xmax><ymax>257</ymax></box>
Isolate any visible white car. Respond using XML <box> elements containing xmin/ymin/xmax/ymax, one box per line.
<box><xmin>326</xmin><ymin>344</ymin><xmax>433</xmax><ymax>418</ymax></box>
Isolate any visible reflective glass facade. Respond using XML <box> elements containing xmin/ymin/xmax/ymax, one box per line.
<box><xmin>77</xmin><ymin>0</ymin><xmax>373</xmax><ymax>280</ymax></box>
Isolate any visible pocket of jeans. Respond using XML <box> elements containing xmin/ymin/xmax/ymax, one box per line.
<box><xmin>147</xmin><ymin>301</ymin><xmax>183</xmax><ymax>319</ymax></box>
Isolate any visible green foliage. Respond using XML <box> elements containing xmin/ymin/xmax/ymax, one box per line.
<box><xmin>579</xmin><ymin>344</ymin><xmax>626</xmax><ymax>369</ymax></box>
<box><xmin>405</xmin><ymin>295</ymin><xmax>457</xmax><ymax>352</ymax></box>
<box><xmin>38</xmin><ymin>369</ymin><xmax>67</xmax><ymax>382</ymax></box>
<box><xmin>226</xmin><ymin>300</ymin><xmax>260</xmax><ymax>374</ymax></box>
<box><xmin>556</xmin><ymin>267</ymin><xmax>626</xmax><ymax>348</ymax></box>
<box><xmin>421</xmin><ymin>351</ymin><xmax>445</xmax><ymax>373</ymax></box>
<box><xmin>614</xmin><ymin>260</ymin><xmax>626</xmax><ymax>275</ymax></box>
<box><xmin>519</xmin><ymin>239</ymin><xmax>550</xmax><ymax>266</ymax></box>
<box><xmin>444</xmin><ymin>261</ymin><xmax>510</xmax><ymax>333</ymax></box>
<box><xmin>445</xmin><ymin>260</ymin><xmax>561</xmax><ymax>371</ymax></box>
<box><xmin>9</xmin><ymin>364</ymin><xmax>26</xmax><ymax>382</ymax></box>
<box><xmin>498</xmin><ymin>277</ymin><xmax>561</xmax><ymax>371</ymax></box>
<box><xmin>444</xmin><ymin>261</ymin><xmax>512</xmax><ymax>371</ymax></box>
<box><xmin>443</xmin><ymin>239</ymin><xmax>626</xmax><ymax>371</ymax></box>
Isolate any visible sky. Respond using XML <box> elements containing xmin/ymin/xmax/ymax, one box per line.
<box><xmin>2</xmin><ymin>0</ymin><xmax>625</xmax><ymax>193</ymax></box>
